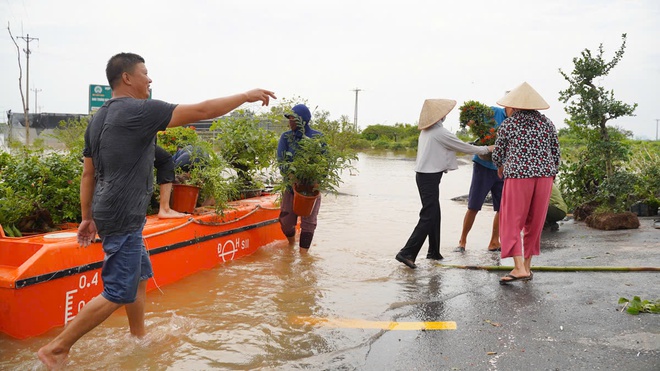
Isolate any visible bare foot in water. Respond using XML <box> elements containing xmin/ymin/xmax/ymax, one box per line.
<box><xmin>38</xmin><ymin>345</ymin><xmax>68</xmax><ymax>370</ymax></box>
<box><xmin>158</xmin><ymin>208</ymin><xmax>189</xmax><ymax>219</ymax></box>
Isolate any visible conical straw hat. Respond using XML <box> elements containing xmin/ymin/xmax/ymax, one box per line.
<box><xmin>497</xmin><ymin>82</ymin><xmax>549</xmax><ymax>110</ymax></box>
<box><xmin>418</xmin><ymin>99</ymin><xmax>457</xmax><ymax>130</ymax></box>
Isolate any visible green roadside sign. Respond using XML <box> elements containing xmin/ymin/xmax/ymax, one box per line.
<box><xmin>89</xmin><ymin>84</ymin><xmax>112</xmax><ymax>114</ymax></box>
<box><xmin>88</xmin><ymin>85</ymin><xmax>153</xmax><ymax>113</ymax></box>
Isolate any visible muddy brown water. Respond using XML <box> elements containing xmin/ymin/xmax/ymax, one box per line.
<box><xmin>1</xmin><ymin>152</ymin><xmax>510</xmax><ymax>370</ymax></box>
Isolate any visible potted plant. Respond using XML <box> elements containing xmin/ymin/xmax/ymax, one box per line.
<box><xmin>211</xmin><ymin>109</ymin><xmax>278</xmax><ymax>197</ymax></box>
<box><xmin>458</xmin><ymin>100</ymin><xmax>497</xmax><ymax>160</ymax></box>
<box><xmin>277</xmin><ymin>134</ymin><xmax>356</xmax><ymax>216</ymax></box>
<box><xmin>158</xmin><ymin>128</ymin><xmax>239</xmax><ymax>214</ymax></box>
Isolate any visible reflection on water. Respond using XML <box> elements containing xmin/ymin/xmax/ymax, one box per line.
<box><xmin>1</xmin><ymin>152</ymin><xmax>512</xmax><ymax>370</ymax></box>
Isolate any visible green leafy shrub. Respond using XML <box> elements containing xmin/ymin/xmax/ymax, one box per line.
<box><xmin>459</xmin><ymin>100</ymin><xmax>496</xmax><ymax>145</ymax></box>
<box><xmin>46</xmin><ymin>117</ymin><xmax>89</xmax><ymax>155</ymax></box>
<box><xmin>0</xmin><ymin>149</ymin><xmax>82</xmax><ymax>232</ymax></box>
<box><xmin>157</xmin><ymin>126</ymin><xmax>200</xmax><ymax>154</ymax></box>
<box><xmin>211</xmin><ymin>109</ymin><xmax>278</xmax><ymax>189</ymax></box>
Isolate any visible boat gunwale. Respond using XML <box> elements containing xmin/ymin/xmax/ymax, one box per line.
<box><xmin>2</xmin><ymin>194</ymin><xmax>282</xmax><ymax>289</ymax></box>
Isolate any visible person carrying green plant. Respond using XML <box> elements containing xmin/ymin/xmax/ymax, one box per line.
<box><xmin>455</xmin><ymin>100</ymin><xmax>512</xmax><ymax>253</ymax></box>
<box><xmin>277</xmin><ymin>104</ymin><xmax>323</xmax><ymax>252</ymax></box>
<box><xmin>395</xmin><ymin>99</ymin><xmax>494</xmax><ymax>269</ymax></box>
<box><xmin>38</xmin><ymin>52</ymin><xmax>276</xmax><ymax>370</ymax></box>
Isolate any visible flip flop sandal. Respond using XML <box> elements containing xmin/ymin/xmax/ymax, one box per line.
<box><xmin>499</xmin><ymin>273</ymin><xmax>531</xmax><ymax>285</ymax></box>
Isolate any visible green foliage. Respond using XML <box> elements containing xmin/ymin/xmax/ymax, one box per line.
<box><xmin>211</xmin><ymin>109</ymin><xmax>278</xmax><ymax>188</ymax></box>
<box><xmin>559</xmin><ymin>34</ymin><xmax>637</xmax><ymax>138</ymax></box>
<box><xmin>372</xmin><ymin>138</ymin><xmax>392</xmax><ymax>150</ymax></box>
<box><xmin>259</xmin><ymin>95</ymin><xmax>308</xmax><ymax>134</ymax></box>
<box><xmin>277</xmin><ymin>135</ymin><xmax>356</xmax><ymax>195</ymax></box>
<box><xmin>46</xmin><ymin>117</ymin><xmax>89</xmax><ymax>154</ymax></box>
<box><xmin>401</xmin><ymin>136</ymin><xmax>418</xmax><ymax>150</ymax></box>
<box><xmin>313</xmin><ymin>112</ymin><xmax>362</xmax><ymax>154</ymax></box>
<box><xmin>557</xmin><ymin>34</ymin><xmax>638</xmax><ymax>212</ymax></box>
<box><xmin>558</xmin><ymin>126</ymin><xmax>633</xmax><ymax>211</ymax></box>
<box><xmin>618</xmin><ymin>296</ymin><xmax>660</xmax><ymax>315</ymax></box>
<box><xmin>558</xmin><ymin>128</ymin><xmax>660</xmax><ymax>212</ymax></box>
<box><xmin>0</xmin><ymin>148</ymin><xmax>82</xmax><ymax>230</ymax></box>
<box><xmin>191</xmin><ymin>153</ymin><xmax>240</xmax><ymax>213</ymax></box>
<box><xmin>157</xmin><ymin>126</ymin><xmax>200</xmax><ymax>154</ymax></box>
<box><xmin>626</xmin><ymin>143</ymin><xmax>660</xmax><ymax>206</ymax></box>
<box><xmin>360</xmin><ymin>123</ymin><xmax>418</xmax><ymax>150</ymax></box>
<box><xmin>171</xmin><ymin>138</ymin><xmax>239</xmax><ymax>213</ymax></box>
<box><xmin>458</xmin><ymin>101</ymin><xmax>497</xmax><ymax>145</ymax></box>
<box><xmin>595</xmin><ymin>171</ymin><xmax>638</xmax><ymax>212</ymax></box>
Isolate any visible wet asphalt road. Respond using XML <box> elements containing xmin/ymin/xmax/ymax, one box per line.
<box><xmin>363</xmin><ymin>217</ymin><xmax>660</xmax><ymax>370</ymax></box>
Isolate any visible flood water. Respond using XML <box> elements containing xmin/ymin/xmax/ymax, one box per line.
<box><xmin>1</xmin><ymin>152</ymin><xmax>506</xmax><ymax>370</ymax></box>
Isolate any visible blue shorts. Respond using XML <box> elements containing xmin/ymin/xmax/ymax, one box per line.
<box><xmin>100</xmin><ymin>225</ymin><xmax>153</xmax><ymax>304</ymax></box>
<box><xmin>467</xmin><ymin>162</ymin><xmax>504</xmax><ymax>211</ymax></box>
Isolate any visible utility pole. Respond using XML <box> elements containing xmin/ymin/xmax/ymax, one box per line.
<box><xmin>351</xmin><ymin>87</ymin><xmax>362</xmax><ymax>131</ymax></box>
<box><xmin>31</xmin><ymin>88</ymin><xmax>42</xmax><ymax>114</ymax></box>
<box><xmin>656</xmin><ymin>119</ymin><xmax>659</xmax><ymax>141</ymax></box>
<box><xmin>17</xmin><ymin>34</ymin><xmax>38</xmax><ymax>145</ymax></box>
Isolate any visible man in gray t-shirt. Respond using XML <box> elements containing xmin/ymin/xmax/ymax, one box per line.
<box><xmin>38</xmin><ymin>52</ymin><xmax>276</xmax><ymax>370</ymax></box>
<box><xmin>84</xmin><ymin>98</ymin><xmax>176</xmax><ymax>237</ymax></box>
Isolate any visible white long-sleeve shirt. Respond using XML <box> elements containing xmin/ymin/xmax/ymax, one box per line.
<box><xmin>414</xmin><ymin>121</ymin><xmax>490</xmax><ymax>173</ymax></box>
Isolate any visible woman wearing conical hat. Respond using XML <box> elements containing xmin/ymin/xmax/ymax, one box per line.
<box><xmin>395</xmin><ymin>99</ymin><xmax>493</xmax><ymax>269</ymax></box>
<box><xmin>492</xmin><ymin>82</ymin><xmax>561</xmax><ymax>284</ymax></box>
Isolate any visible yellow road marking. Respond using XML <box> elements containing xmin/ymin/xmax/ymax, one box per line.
<box><xmin>294</xmin><ymin>316</ymin><xmax>456</xmax><ymax>330</ymax></box>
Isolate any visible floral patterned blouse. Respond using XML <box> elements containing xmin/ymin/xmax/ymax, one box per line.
<box><xmin>492</xmin><ymin>110</ymin><xmax>560</xmax><ymax>179</ymax></box>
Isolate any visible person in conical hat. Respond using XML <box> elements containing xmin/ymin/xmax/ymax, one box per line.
<box><xmin>395</xmin><ymin>99</ymin><xmax>494</xmax><ymax>269</ymax></box>
<box><xmin>491</xmin><ymin>82</ymin><xmax>560</xmax><ymax>284</ymax></box>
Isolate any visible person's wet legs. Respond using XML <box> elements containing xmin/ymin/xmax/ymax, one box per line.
<box><xmin>38</xmin><ymin>295</ymin><xmax>121</xmax><ymax>369</ymax></box>
<box><xmin>299</xmin><ymin>194</ymin><xmax>321</xmax><ymax>252</ymax></box>
<box><xmin>279</xmin><ymin>190</ymin><xmax>298</xmax><ymax>246</ymax></box>
<box><xmin>397</xmin><ymin>172</ymin><xmax>442</xmax><ymax>267</ymax></box>
<box><xmin>457</xmin><ymin>209</ymin><xmax>478</xmax><ymax>251</ymax></box>
<box><xmin>488</xmin><ymin>212</ymin><xmax>501</xmax><ymax>251</ymax></box>
<box><xmin>125</xmin><ymin>279</ymin><xmax>148</xmax><ymax>337</ymax></box>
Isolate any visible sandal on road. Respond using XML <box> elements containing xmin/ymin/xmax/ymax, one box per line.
<box><xmin>499</xmin><ymin>273</ymin><xmax>531</xmax><ymax>285</ymax></box>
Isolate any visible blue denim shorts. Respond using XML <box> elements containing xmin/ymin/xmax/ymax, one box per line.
<box><xmin>468</xmin><ymin>162</ymin><xmax>504</xmax><ymax>211</ymax></box>
<box><xmin>100</xmin><ymin>226</ymin><xmax>153</xmax><ymax>304</ymax></box>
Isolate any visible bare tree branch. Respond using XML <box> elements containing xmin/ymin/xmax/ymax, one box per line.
<box><xmin>7</xmin><ymin>23</ymin><xmax>27</xmax><ymax>123</ymax></box>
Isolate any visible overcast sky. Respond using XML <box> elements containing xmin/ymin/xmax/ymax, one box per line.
<box><xmin>1</xmin><ymin>0</ymin><xmax>659</xmax><ymax>139</ymax></box>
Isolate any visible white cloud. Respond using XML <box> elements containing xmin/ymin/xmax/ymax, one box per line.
<box><xmin>1</xmin><ymin>0</ymin><xmax>658</xmax><ymax>139</ymax></box>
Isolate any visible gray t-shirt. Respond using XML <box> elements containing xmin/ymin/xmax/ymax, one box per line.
<box><xmin>83</xmin><ymin>97</ymin><xmax>177</xmax><ymax>237</ymax></box>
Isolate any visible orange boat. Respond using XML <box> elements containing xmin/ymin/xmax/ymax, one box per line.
<box><xmin>0</xmin><ymin>193</ymin><xmax>286</xmax><ymax>340</ymax></box>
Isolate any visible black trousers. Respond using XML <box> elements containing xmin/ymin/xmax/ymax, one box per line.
<box><xmin>154</xmin><ymin>145</ymin><xmax>175</xmax><ymax>185</ymax></box>
<box><xmin>398</xmin><ymin>171</ymin><xmax>443</xmax><ymax>261</ymax></box>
